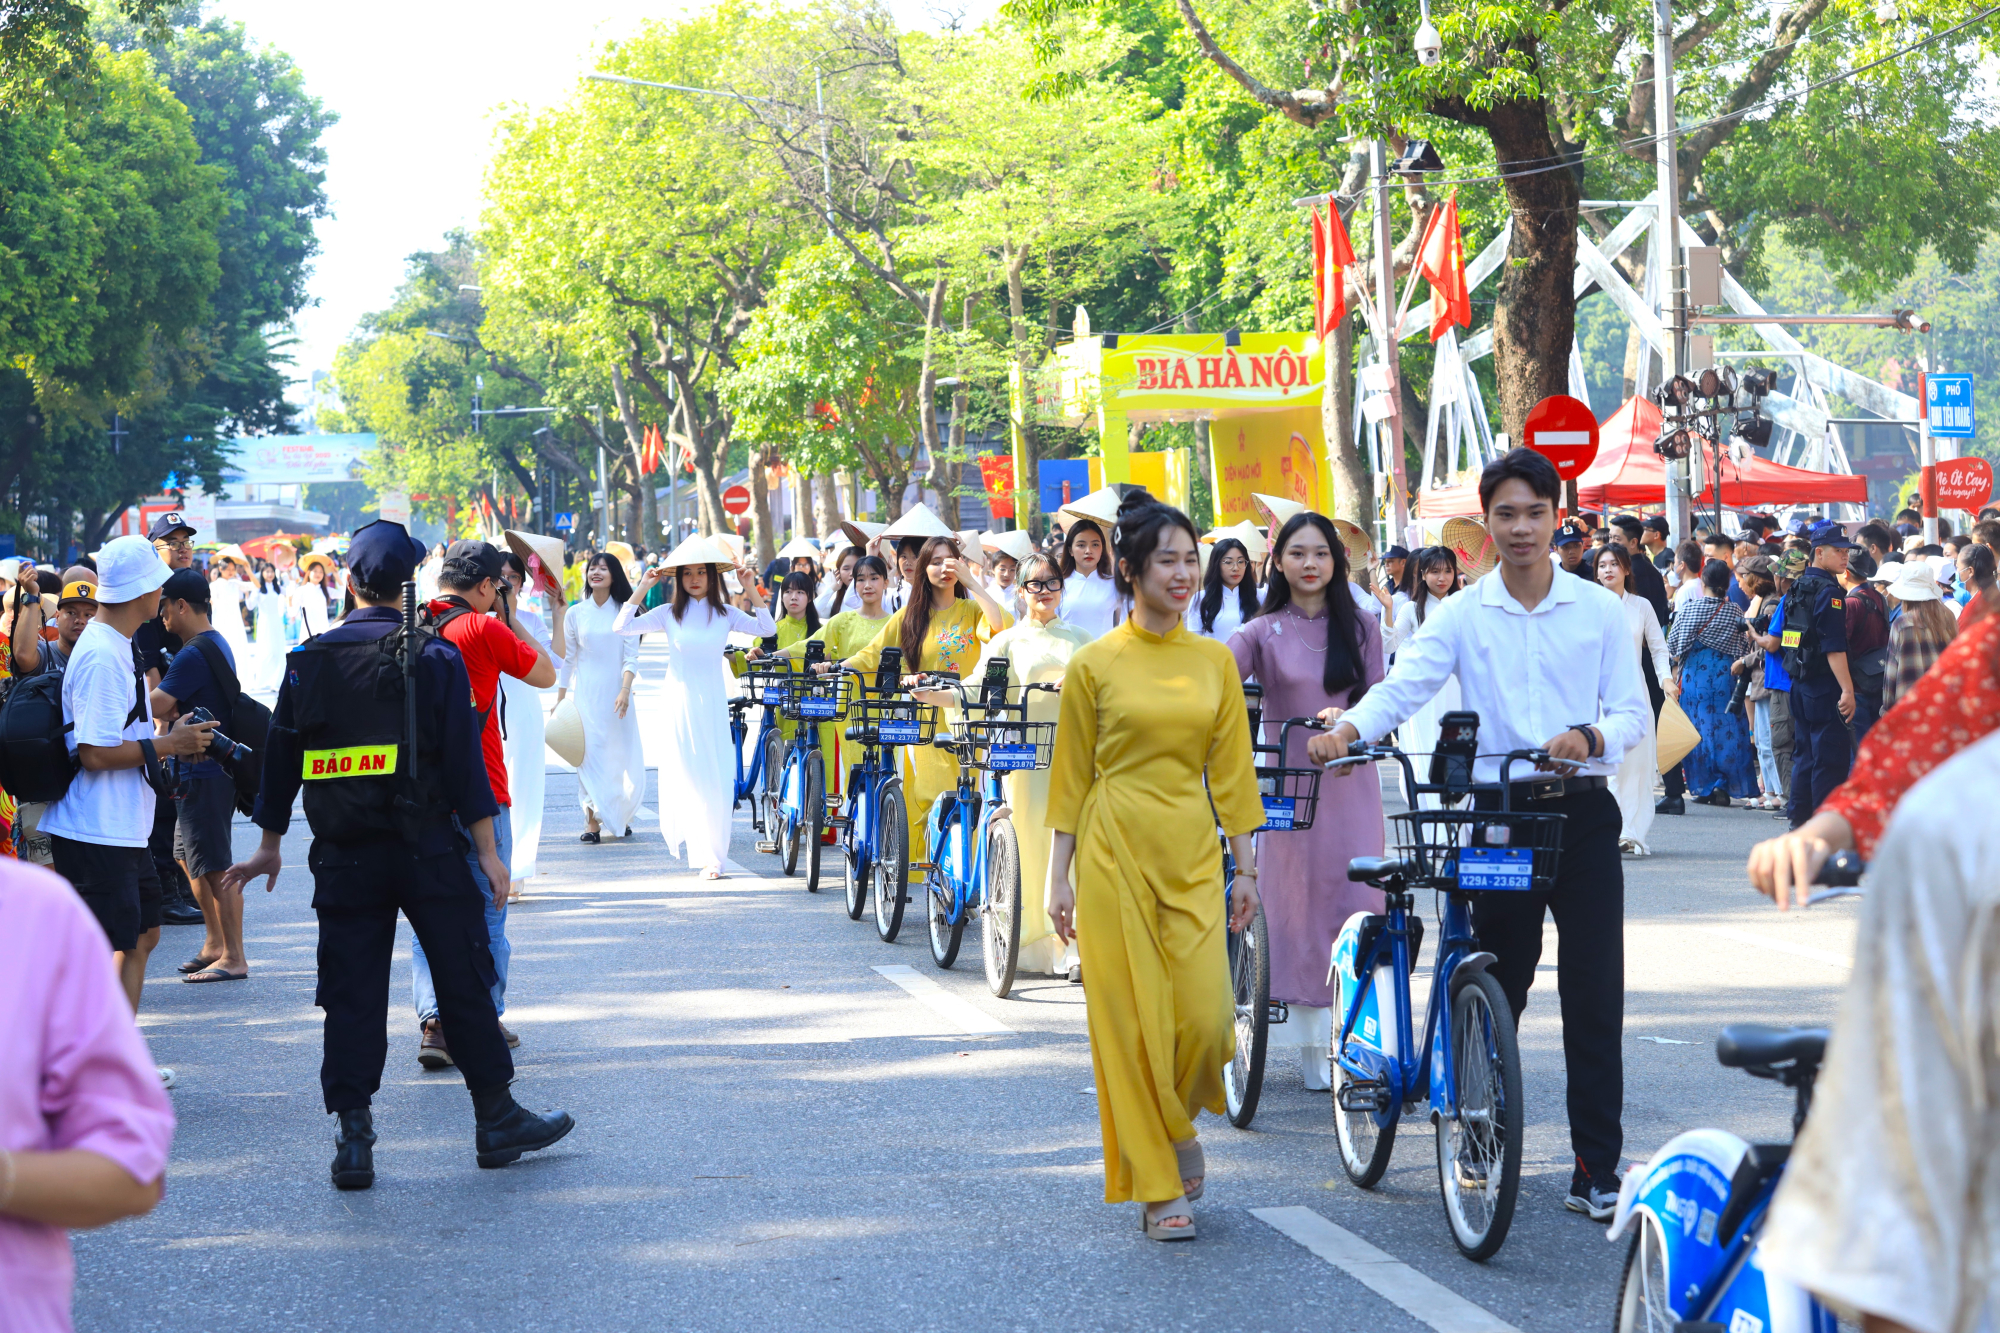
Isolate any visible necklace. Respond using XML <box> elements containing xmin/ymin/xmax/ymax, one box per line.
<box><xmin>1281</xmin><ymin>608</ymin><xmax>1329</xmax><ymax>653</ymax></box>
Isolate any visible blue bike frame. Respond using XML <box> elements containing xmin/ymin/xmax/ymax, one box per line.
<box><xmin>1333</xmin><ymin>889</ymin><xmax>1487</xmax><ymax>1125</ymax></box>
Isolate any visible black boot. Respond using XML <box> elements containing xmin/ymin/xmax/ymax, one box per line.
<box><xmin>159</xmin><ymin>860</ymin><xmax>205</xmax><ymax>926</ymax></box>
<box><xmin>471</xmin><ymin>1085</ymin><xmax>575</xmax><ymax>1169</ymax></box>
<box><xmin>331</xmin><ymin>1108</ymin><xmax>375</xmax><ymax>1190</ymax></box>
<box><xmin>1654</xmin><ymin>794</ymin><xmax>1685</xmax><ymax>816</ymax></box>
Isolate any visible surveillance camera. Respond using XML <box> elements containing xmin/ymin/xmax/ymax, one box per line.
<box><xmin>1874</xmin><ymin>0</ymin><xmax>1897</xmax><ymax>21</ymax></box>
<box><xmin>1414</xmin><ymin>18</ymin><xmax>1443</xmax><ymax>65</ymax></box>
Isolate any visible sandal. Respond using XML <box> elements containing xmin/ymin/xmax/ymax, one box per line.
<box><xmin>177</xmin><ymin>953</ymin><xmax>219</xmax><ymax>975</ymax></box>
<box><xmin>1175</xmin><ymin>1137</ymin><xmax>1205</xmax><ymax>1201</ymax></box>
<box><xmin>1138</xmin><ymin>1197</ymin><xmax>1196</xmax><ymax>1241</ymax></box>
<box><xmin>183</xmin><ymin>967</ymin><xmax>248</xmax><ymax>984</ymax></box>
<box><xmin>702</xmin><ymin>865</ymin><xmax>727</xmax><ymax>880</ymax></box>
<box><xmin>579</xmin><ymin>830</ymin><xmax>601</xmax><ymax>844</ymax></box>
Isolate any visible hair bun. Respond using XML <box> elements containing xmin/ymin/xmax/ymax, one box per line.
<box><xmin>1113</xmin><ymin>486</ymin><xmax>1159</xmax><ymax>521</ymax></box>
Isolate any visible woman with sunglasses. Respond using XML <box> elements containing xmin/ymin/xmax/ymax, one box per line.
<box><xmin>970</xmin><ymin>553</ymin><xmax>1093</xmax><ymax>977</ymax></box>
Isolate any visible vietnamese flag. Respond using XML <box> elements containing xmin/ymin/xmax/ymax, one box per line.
<box><xmin>1417</xmin><ymin>192</ymin><xmax>1472</xmax><ymax>341</ymax></box>
<box><xmin>1311</xmin><ymin>201</ymin><xmax>1356</xmax><ymax>339</ymax></box>
<box><xmin>642</xmin><ymin>424</ymin><xmax>663</xmax><ymax>475</ymax></box>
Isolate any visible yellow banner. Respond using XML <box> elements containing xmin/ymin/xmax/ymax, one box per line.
<box><xmin>302</xmin><ymin>745</ymin><xmax>398</xmax><ymax>779</ymax></box>
<box><xmin>1209</xmin><ymin>405</ymin><xmax>1327</xmax><ymax>528</ymax></box>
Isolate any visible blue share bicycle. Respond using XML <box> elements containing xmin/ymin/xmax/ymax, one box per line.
<box><xmin>827</xmin><ymin>649</ymin><xmax>933</xmax><ymax>940</ymax></box>
<box><xmin>908</xmin><ymin>662</ymin><xmax>1060</xmax><ymax>996</ymax></box>
<box><xmin>1220</xmin><ymin>681</ymin><xmax>1327</xmax><ymax>1129</ymax></box>
<box><xmin>1608</xmin><ymin>850</ymin><xmax>1863</xmax><ymax>1333</ymax></box>
<box><xmin>755</xmin><ymin>642</ymin><xmax>845</xmax><ymax>891</ymax></box>
<box><xmin>1329</xmin><ymin>714</ymin><xmax>1568</xmax><ymax>1261</ymax></box>
<box><xmin>724</xmin><ymin>651</ymin><xmax>790</xmax><ymax>840</ymax></box>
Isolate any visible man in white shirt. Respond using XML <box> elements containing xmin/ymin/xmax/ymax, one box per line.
<box><xmin>44</xmin><ymin>536</ymin><xmax>218</xmax><ymax>1018</ymax></box>
<box><xmin>1310</xmin><ymin>447</ymin><xmax>1650</xmax><ymax>1221</ymax></box>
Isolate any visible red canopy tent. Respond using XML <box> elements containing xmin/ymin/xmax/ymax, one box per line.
<box><xmin>1415</xmin><ymin>396</ymin><xmax>1866</xmax><ymax>518</ymax></box>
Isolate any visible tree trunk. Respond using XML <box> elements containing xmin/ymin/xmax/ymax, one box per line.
<box><xmin>1005</xmin><ymin>242</ymin><xmax>1040</xmax><ymax>539</ymax></box>
<box><xmin>815</xmin><ymin>472</ymin><xmax>840</xmax><ymax>539</ymax></box>
<box><xmin>747</xmin><ymin>453</ymin><xmax>774</xmax><ymax>569</ymax></box>
<box><xmin>915</xmin><ymin>276</ymin><xmax>951</xmax><ymax>524</ymax></box>
<box><xmin>797</xmin><ymin>472</ymin><xmax>818</xmax><ymax>540</ymax></box>
<box><xmin>1482</xmin><ymin>99</ymin><xmax>1580</xmax><ymax>443</ymax></box>
<box><xmin>1327</xmin><ymin>311</ymin><xmax>1369</xmax><ymax>525</ymax></box>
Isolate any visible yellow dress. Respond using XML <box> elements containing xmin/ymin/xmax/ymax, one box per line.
<box><xmin>1047</xmin><ymin>618</ymin><xmax>1262</xmax><ymax>1205</ymax></box>
<box><xmin>767</xmin><ymin>616</ymin><xmax>813</xmax><ymax>742</ymax></box>
<box><xmin>778</xmin><ymin>609</ymin><xmax>892</xmax><ymax>797</ymax></box>
<box><xmin>971</xmin><ymin>617</ymin><xmax>1093</xmax><ymax>975</ymax></box>
<box><xmin>845</xmin><ymin>597</ymin><xmax>1009</xmax><ymax>857</ymax></box>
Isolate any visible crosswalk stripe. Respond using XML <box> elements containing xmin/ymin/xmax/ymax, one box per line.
<box><xmin>1251</xmin><ymin>1206</ymin><xmax>1523</xmax><ymax>1333</ymax></box>
<box><xmin>870</xmin><ymin>965</ymin><xmax>1014</xmax><ymax>1035</ymax></box>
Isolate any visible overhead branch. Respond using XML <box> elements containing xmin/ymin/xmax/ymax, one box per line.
<box><xmin>1171</xmin><ymin>0</ymin><xmax>1344</xmax><ymax>127</ymax></box>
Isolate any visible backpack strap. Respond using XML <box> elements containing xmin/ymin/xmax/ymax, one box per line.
<box><xmin>188</xmin><ymin>634</ymin><xmax>242</xmax><ymax>713</ymax></box>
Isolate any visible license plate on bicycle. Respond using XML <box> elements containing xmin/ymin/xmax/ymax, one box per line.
<box><xmin>987</xmin><ymin>743</ymin><xmax>1036</xmax><ymax>770</ymax></box>
<box><xmin>798</xmin><ymin>699</ymin><xmax>836</xmax><ymax>719</ymax></box>
<box><xmin>1260</xmin><ymin>796</ymin><xmax>1296</xmax><ymax>829</ymax></box>
<box><xmin>878</xmin><ymin>720</ymin><xmax>919</xmax><ymax>744</ymax></box>
<box><xmin>765</xmin><ymin>685</ymin><xmax>789</xmax><ymax>706</ymax></box>
<box><xmin>1456</xmin><ymin>846</ymin><xmax>1533</xmax><ymax>892</ymax></box>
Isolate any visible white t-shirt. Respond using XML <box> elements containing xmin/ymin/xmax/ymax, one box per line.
<box><xmin>41</xmin><ymin>620</ymin><xmax>156</xmax><ymax>848</ymax></box>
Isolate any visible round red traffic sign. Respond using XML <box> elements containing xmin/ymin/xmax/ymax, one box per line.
<box><xmin>1522</xmin><ymin>394</ymin><xmax>1600</xmax><ymax>481</ymax></box>
<box><xmin>1936</xmin><ymin>456</ymin><xmax>1993</xmax><ymax>510</ymax></box>
<box><xmin>722</xmin><ymin>484</ymin><xmax>752</xmax><ymax>517</ymax></box>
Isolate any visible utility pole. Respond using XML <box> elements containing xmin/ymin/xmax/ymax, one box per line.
<box><xmin>594</xmin><ymin>405</ymin><xmax>609</xmax><ymax>548</ymax></box>
<box><xmin>1373</xmin><ymin>140</ymin><xmax>1409</xmax><ymax>544</ymax></box>
<box><xmin>1654</xmin><ymin>0</ymin><xmax>1693</xmax><ymax>547</ymax></box>
<box><xmin>1920</xmin><ymin>324</ymin><xmax>1938</xmax><ymax>542</ymax></box>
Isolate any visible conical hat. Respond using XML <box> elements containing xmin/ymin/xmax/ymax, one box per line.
<box><xmin>603</xmin><ymin>540</ymin><xmax>635</xmax><ymax>571</ymax></box>
<box><xmin>982</xmin><ymin>530</ymin><xmax>1036</xmax><ymax>564</ymax></box>
<box><xmin>504</xmin><ymin>529</ymin><xmax>566</xmax><ymax>597</ymax></box>
<box><xmin>1202</xmin><ymin>521</ymin><xmax>1268</xmax><ymax>563</ymax></box>
<box><xmin>544</xmin><ymin>695</ymin><xmax>585</xmax><ymax>768</ymax></box>
<box><xmin>1330</xmin><ymin>518</ymin><xmax>1375</xmax><ymax>568</ymax></box>
<box><xmin>775</xmin><ymin>536</ymin><xmax>821</xmax><ymax>561</ymax></box>
<box><xmin>838</xmin><ymin>518</ymin><xmax>886</xmax><ymax>550</ymax></box>
<box><xmin>1252</xmin><ymin>492</ymin><xmax>1307</xmax><ymax>528</ymax></box>
<box><xmin>713</xmin><ymin>531</ymin><xmax>747</xmax><ymax>561</ymax></box>
<box><xmin>300</xmin><ymin>551</ymin><xmax>335</xmax><ymax>576</ymax></box>
<box><xmin>881</xmin><ymin>502</ymin><xmax>955</xmax><ymax>542</ymax></box>
<box><xmin>1056</xmin><ymin>486</ymin><xmax>1124</xmax><ymax>527</ymax></box>
<box><xmin>1441</xmin><ymin>517</ymin><xmax>1499</xmax><ymax>580</ymax></box>
<box><xmin>659</xmin><ymin>533</ymin><xmax>735</xmax><ymax>570</ymax></box>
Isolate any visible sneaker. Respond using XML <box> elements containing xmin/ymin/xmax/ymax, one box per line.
<box><xmin>417</xmin><ymin>1018</ymin><xmax>454</xmax><ymax>1070</ymax></box>
<box><xmin>1565</xmin><ymin>1161</ymin><xmax>1619</xmax><ymax>1220</ymax></box>
<box><xmin>157</xmin><ymin>1067</ymin><xmax>177</xmax><ymax>1089</ymax></box>
<box><xmin>499</xmin><ymin>1021</ymin><xmax>521</xmax><ymax>1050</ymax></box>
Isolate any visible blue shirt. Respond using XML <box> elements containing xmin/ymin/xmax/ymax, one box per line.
<box><xmin>158</xmin><ymin>629</ymin><xmax>236</xmax><ymax>778</ymax></box>
<box><xmin>252</xmin><ymin>606</ymin><xmax>498</xmax><ymax>853</ymax></box>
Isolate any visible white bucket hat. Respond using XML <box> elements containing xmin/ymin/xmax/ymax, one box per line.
<box><xmin>92</xmin><ymin>534</ymin><xmax>173</xmax><ymax>604</ymax></box>
<box><xmin>1886</xmin><ymin>561</ymin><xmax>1942</xmax><ymax>602</ymax></box>
<box><xmin>1868</xmin><ymin>561</ymin><xmax>1902</xmax><ymax>586</ymax></box>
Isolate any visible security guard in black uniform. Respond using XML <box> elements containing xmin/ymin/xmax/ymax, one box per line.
<box><xmin>1779</xmin><ymin>520</ymin><xmax>1857</xmax><ymax>829</ymax></box>
<box><xmin>222</xmin><ymin>521</ymin><xmax>573</xmax><ymax>1190</ymax></box>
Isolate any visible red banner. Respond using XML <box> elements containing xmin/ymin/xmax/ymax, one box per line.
<box><xmin>978</xmin><ymin>455</ymin><xmax>1016</xmax><ymax>519</ymax></box>
<box><xmin>1936</xmin><ymin>456</ymin><xmax>1994</xmax><ymax>509</ymax></box>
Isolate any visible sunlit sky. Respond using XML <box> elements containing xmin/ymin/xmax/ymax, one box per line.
<box><xmin>208</xmin><ymin>0</ymin><xmax>991</xmax><ymax>413</ymax></box>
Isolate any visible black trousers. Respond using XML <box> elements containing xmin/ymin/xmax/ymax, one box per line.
<box><xmin>309</xmin><ymin>838</ymin><xmax>514</xmax><ymax>1113</ymax></box>
<box><xmin>1788</xmin><ymin>679</ymin><xmax>1852</xmax><ymax>828</ymax></box>
<box><xmin>1470</xmin><ymin>786</ymin><xmax>1625</xmax><ymax>1180</ymax></box>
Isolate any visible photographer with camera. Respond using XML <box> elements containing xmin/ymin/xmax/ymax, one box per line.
<box><xmin>42</xmin><ymin>538</ymin><xmax>217</xmax><ymax>1037</ymax></box>
<box><xmin>148</xmin><ymin>568</ymin><xmax>247</xmax><ymax>985</ymax></box>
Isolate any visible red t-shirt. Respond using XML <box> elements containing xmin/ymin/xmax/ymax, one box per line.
<box><xmin>428</xmin><ymin>599</ymin><xmax>540</xmax><ymax>808</ymax></box>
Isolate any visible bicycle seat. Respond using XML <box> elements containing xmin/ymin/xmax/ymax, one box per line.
<box><xmin>1347</xmin><ymin>856</ymin><xmax>1414</xmax><ymax>884</ymax></box>
<box><xmin>1716</xmin><ymin>1024</ymin><xmax>1828</xmax><ymax>1072</ymax></box>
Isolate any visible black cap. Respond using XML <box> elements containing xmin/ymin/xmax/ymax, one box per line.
<box><xmin>1553</xmin><ymin>522</ymin><xmax>1586</xmax><ymax>546</ymax></box>
<box><xmin>1642</xmin><ymin>515</ymin><xmax>1670</xmax><ymax>536</ymax></box>
<box><xmin>160</xmin><ymin>568</ymin><xmax>209</xmax><ymax>606</ymax></box>
<box><xmin>443</xmin><ymin>538</ymin><xmax>507</xmax><ymax>584</ymax></box>
<box><xmin>347</xmin><ymin>520</ymin><xmax>428</xmax><ymax>588</ymax></box>
<box><xmin>148</xmin><ymin>511</ymin><xmax>196</xmax><ymax>542</ymax></box>
<box><xmin>1383</xmin><ymin>545</ymin><xmax>1411</xmax><ymax>561</ymax></box>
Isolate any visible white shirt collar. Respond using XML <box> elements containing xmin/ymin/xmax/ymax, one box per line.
<box><xmin>1477</xmin><ymin>565</ymin><xmax>1579</xmax><ymax>616</ymax></box>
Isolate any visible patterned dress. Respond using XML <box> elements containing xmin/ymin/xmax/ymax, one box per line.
<box><xmin>1668</xmin><ymin>592</ymin><xmax>1760</xmax><ymax>800</ymax></box>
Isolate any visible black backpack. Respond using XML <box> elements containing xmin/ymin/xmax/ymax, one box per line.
<box><xmin>0</xmin><ymin>666</ymin><xmax>79</xmax><ymax>803</ymax></box>
<box><xmin>188</xmin><ymin>635</ymin><xmax>271</xmax><ymax>817</ymax></box>
<box><xmin>419</xmin><ymin>600</ymin><xmax>504</xmax><ymax>737</ymax></box>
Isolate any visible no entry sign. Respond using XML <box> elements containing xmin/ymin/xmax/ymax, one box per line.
<box><xmin>1522</xmin><ymin>395</ymin><xmax>1601</xmax><ymax>481</ymax></box>
<box><xmin>1936</xmin><ymin>456</ymin><xmax>1994</xmax><ymax>510</ymax></box>
<box><xmin>721</xmin><ymin>484</ymin><xmax>752</xmax><ymax>517</ymax></box>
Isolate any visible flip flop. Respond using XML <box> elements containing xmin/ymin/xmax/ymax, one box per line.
<box><xmin>177</xmin><ymin>954</ymin><xmax>219</xmax><ymax>975</ymax></box>
<box><xmin>183</xmin><ymin>968</ymin><xmax>248</xmax><ymax>984</ymax></box>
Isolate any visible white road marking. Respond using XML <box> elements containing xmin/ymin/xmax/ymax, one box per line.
<box><xmin>1702</xmin><ymin>926</ymin><xmax>1850</xmax><ymax>970</ymax></box>
<box><xmin>871</xmin><ymin>965</ymin><xmax>1014</xmax><ymax>1035</ymax></box>
<box><xmin>1251</xmin><ymin>1207</ymin><xmax>1523</xmax><ymax>1333</ymax></box>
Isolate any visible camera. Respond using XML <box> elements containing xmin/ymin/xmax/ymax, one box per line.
<box><xmin>184</xmin><ymin>707</ymin><xmax>252</xmax><ymax>769</ymax></box>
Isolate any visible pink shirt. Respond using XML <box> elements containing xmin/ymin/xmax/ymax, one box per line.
<box><xmin>0</xmin><ymin>863</ymin><xmax>175</xmax><ymax>1331</ymax></box>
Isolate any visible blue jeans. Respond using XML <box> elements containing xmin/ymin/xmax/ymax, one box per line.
<box><xmin>412</xmin><ymin>808</ymin><xmax>511</xmax><ymax>1024</ymax></box>
<box><xmin>1752</xmin><ymin>698</ymin><xmax>1786</xmax><ymax>800</ymax></box>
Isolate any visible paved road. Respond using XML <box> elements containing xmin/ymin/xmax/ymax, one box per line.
<box><xmin>74</xmin><ymin>643</ymin><xmax>1857</xmax><ymax>1331</ymax></box>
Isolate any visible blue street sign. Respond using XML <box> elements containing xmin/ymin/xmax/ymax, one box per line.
<box><xmin>552</xmin><ymin>511</ymin><xmax>577</xmax><ymax>533</ymax></box>
<box><xmin>1928</xmin><ymin>373</ymin><xmax>1975</xmax><ymax>438</ymax></box>
<box><xmin>1038</xmin><ymin>459</ymin><xmax>1091</xmax><ymax>516</ymax></box>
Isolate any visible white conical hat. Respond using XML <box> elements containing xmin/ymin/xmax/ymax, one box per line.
<box><xmin>881</xmin><ymin>502</ymin><xmax>956</xmax><ymax>542</ymax></box>
<box><xmin>504</xmin><ymin>529</ymin><xmax>566</xmax><ymax>596</ymax></box>
<box><xmin>1202</xmin><ymin>520</ymin><xmax>1268</xmax><ymax>563</ymax></box>
<box><xmin>1330</xmin><ymin>518</ymin><xmax>1375</xmax><ymax>567</ymax></box>
<box><xmin>1252</xmin><ymin>492</ymin><xmax>1307</xmax><ymax>528</ymax></box>
<box><xmin>838</xmin><ymin>517</ymin><xmax>886</xmax><ymax>550</ymax></box>
<box><xmin>775</xmin><ymin>536</ymin><xmax>821</xmax><ymax>561</ymax></box>
<box><xmin>544</xmin><ymin>695</ymin><xmax>585</xmax><ymax>768</ymax></box>
<box><xmin>982</xmin><ymin>530</ymin><xmax>1036</xmax><ymax>564</ymax></box>
<box><xmin>713</xmin><ymin>531</ymin><xmax>747</xmax><ymax>561</ymax></box>
<box><xmin>659</xmin><ymin>533</ymin><xmax>735</xmax><ymax>570</ymax></box>
<box><xmin>1056</xmin><ymin>486</ymin><xmax>1124</xmax><ymax>527</ymax></box>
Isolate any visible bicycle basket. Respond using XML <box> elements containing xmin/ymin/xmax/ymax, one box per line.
<box><xmin>855</xmin><ymin>694</ymin><xmax>936</xmax><ymax>747</ymax></box>
<box><xmin>1388</xmin><ymin>809</ymin><xmax>1565</xmax><ymax>893</ymax></box>
<box><xmin>743</xmin><ymin>664</ymin><xmax>794</xmax><ymax>710</ymax></box>
<box><xmin>781</xmin><ymin>671</ymin><xmax>846</xmax><ymax>722</ymax></box>
<box><xmin>1255</xmin><ymin>764</ymin><xmax>1322</xmax><ymax>832</ymax></box>
<box><xmin>955</xmin><ymin>715</ymin><xmax>1056</xmax><ymax>772</ymax></box>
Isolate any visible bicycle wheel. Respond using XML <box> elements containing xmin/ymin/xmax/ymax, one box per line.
<box><xmin>1613</xmin><ymin>1216</ymin><xmax>1676</xmax><ymax>1332</ymax></box>
<box><xmin>781</xmin><ymin>748</ymin><xmax>804</xmax><ymax>876</ymax></box>
<box><xmin>760</xmin><ymin>729</ymin><xmax>785</xmax><ymax>843</ymax></box>
<box><xmin>1435</xmin><ymin>967</ymin><xmax>1524</xmax><ymax>1261</ymax></box>
<box><xmin>802</xmin><ymin>750</ymin><xmax>825</xmax><ymax>894</ymax></box>
<box><xmin>843</xmin><ymin>807</ymin><xmax>870</xmax><ymax>921</ymax></box>
<box><xmin>1333</xmin><ymin>1020</ymin><xmax>1399</xmax><ymax>1187</ymax></box>
<box><xmin>981</xmin><ymin>818</ymin><xmax>1022</xmax><ymax>998</ymax></box>
<box><xmin>872</xmin><ymin>780</ymin><xmax>908</xmax><ymax>942</ymax></box>
<box><xmin>1222</xmin><ymin>903</ymin><xmax>1271</xmax><ymax>1128</ymax></box>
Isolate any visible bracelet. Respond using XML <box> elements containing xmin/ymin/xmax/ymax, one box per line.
<box><xmin>0</xmin><ymin>1148</ymin><xmax>15</xmax><ymax>1213</ymax></box>
<box><xmin>1236</xmin><ymin>869</ymin><xmax>1258</xmax><ymax>880</ymax></box>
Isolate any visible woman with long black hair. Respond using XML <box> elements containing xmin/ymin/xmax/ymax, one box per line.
<box><xmin>1227</xmin><ymin>512</ymin><xmax>1386</xmax><ymax>1090</ymax></box>
<box><xmin>1060</xmin><ymin>518</ymin><xmax>1124</xmax><ymax>638</ymax></box>
<box><xmin>556</xmin><ymin>551</ymin><xmax>646</xmax><ymax>847</ymax></box>
<box><xmin>1384</xmin><ymin>545</ymin><xmax>1465</xmax><ymax>805</ymax></box>
<box><xmin>1189</xmin><ymin>536</ymin><xmax>1259</xmax><ymax>640</ymax></box>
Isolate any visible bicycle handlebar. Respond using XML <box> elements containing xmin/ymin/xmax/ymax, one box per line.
<box><xmin>1340</xmin><ymin>739</ymin><xmax>1570</xmax><ymax>812</ymax></box>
